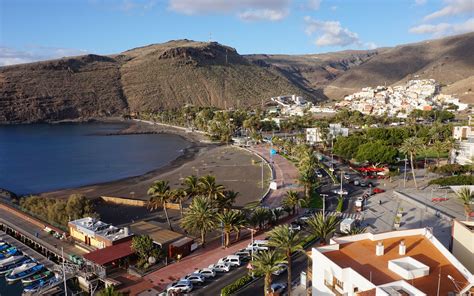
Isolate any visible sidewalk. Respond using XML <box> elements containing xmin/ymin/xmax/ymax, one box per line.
<box><xmin>145</xmin><ymin>229</ymin><xmax>267</xmax><ymax>290</ymax></box>
<box><xmin>249</xmin><ymin>145</ymin><xmax>301</xmax><ymax>208</ymax></box>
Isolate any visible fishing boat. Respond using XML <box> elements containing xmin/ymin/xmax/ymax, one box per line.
<box><xmin>0</xmin><ymin>254</ymin><xmax>24</xmax><ymax>268</ymax></box>
<box><xmin>23</xmin><ymin>276</ymin><xmax>59</xmax><ymax>293</ymax></box>
<box><xmin>6</xmin><ymin>262</ymin><xmax>43</xmax><ymax>282</ymax></box>
<box><xmin>0</xmin><ymin>241</ymin><xmax>7</xmax><ymax>246</ymax></box>
<box><xmin>21</xmin><ymin>269</ymin><xmax>53</xmax><ymax>284</ymax></box>
<box><xmin>0</xmin><ymin>247</ymin><xmax>18</xmax><ymax>259</ymax></box>
<box><xmin>0</xmin><ymin>257</ymin><xmax>32</xmax><ymax>275</ymax></box>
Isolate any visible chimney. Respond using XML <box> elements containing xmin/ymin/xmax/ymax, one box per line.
<box><xmin>399</xmin><ymin>240</ymin><xmax>406</xmax><ymax>255</ymax></box>
<box><xmin>376</xmin><ymin>241</ymin><xmax>384</xmax><ymax>256</ymax></box>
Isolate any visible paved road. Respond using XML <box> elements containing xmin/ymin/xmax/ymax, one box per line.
<box><xmin>192</xmin><ymin>264</ymin><xmax>249</xmax><ymax>295</ymax></box>
<box><xmin>234</xmin><ymin>251</ymin><xmax>308</xmax><ymax>296</ymax></box>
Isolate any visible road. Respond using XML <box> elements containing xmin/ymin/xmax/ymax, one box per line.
<box><xmin>192</xmin><ymin>263</ymin><xmax>249</xmax><ymax>295</ymax></box>
<box><xmin>234</xmin><ymin>252</ymin><xmax>308</xmax><ymax>296</ymax></box>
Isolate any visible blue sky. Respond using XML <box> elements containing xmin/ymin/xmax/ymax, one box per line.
<box><xmin>0</xmin><ymin>0</ymin><xmax>473</xmax><ymax>65</ymax></box>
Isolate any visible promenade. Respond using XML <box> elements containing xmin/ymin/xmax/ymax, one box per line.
<box><xmin>249</xmin><ymin>145</ymin><xmax>301</xmax><ymax>208</ymax></box>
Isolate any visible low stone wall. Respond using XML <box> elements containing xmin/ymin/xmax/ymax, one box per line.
<box><xmin>100</xmin><ymin>196</ymin><xmax>147</xmax><ymax>207</ymax></box>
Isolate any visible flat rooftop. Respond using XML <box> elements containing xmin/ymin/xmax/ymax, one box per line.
<box><xmin>69</xmin><ymin>217</ymin><xmax>132</xmax><ymax>242</ymax></box>
<box><xmin>129</xmin><ymin>221</ymin><xmax>183</xmax><ymax>246</ymax></box>
<box><xmin>324</xmin><ymin>234</ymin><xmax>469</xmax><ymax>295</ymax></box>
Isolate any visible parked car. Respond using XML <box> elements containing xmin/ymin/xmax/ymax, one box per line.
<box><xmin>343</xmin><ymin>173</ymin><xmax>351</xmax><ymax>180</ymax></box>
<box><xmin>194</xmin><ymin>268</ymin><xmax>216</xmax><ymax>279</ymax></box>
<box><xmin>218</xmin><ymin>255</ymin><xmax>241</xmax><ymax>267</ymax></box>
<box><xmin>272</xmin><ymin>263</ymin><xmax>288</xmax><ymax>275</ymax></box>
<box><xmin>181</xmin><ymin>274</ymin><xmax>205</xmax><ymax>285</ymax></box>
<box><xmin>167</xmin><ymin>280</ymin><xmax>193</xmax><ymax>293</ymax></box>
<box><xmin>208</xmin><ymin>263</ymin><xmax>231</xmax><ymax>273</ymax></box>
<box><xmin>234</xmin><ymin>249</ymin><xmax>251</xmax><ymax>260</ymax></box>
<box><xmin>298</xmin><ymin>215</ymin><xmax>311</xmax><ymax>225</ymax></box>
<box><xmin>353</xmin><ymin>179</ymin><xmax>360</xmax><ymax>186</ymax></box>
<box><xmin>246</xmin><ymin>240</ymin><xmax>269</xmax><ymax>251</ymax></box>
<box><xmin>289</xmin><ymin>222</ymin><xmax>301</xmax><ymax>232</ymax></box>
<box><xmin>271</xmin><ymin>282</ymin><xmax>287</xmax><ymax>294</ymax></box>
<box><xmin>316</xmin><ymin>170</ymin><xmax>323</xmax><ymax>178</ymax></box>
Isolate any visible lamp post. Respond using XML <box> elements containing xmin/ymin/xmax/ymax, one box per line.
<box><xmin>403</xmin><ymin>156</ymin><xmax>408</xmax><ymax>188</ymax></box>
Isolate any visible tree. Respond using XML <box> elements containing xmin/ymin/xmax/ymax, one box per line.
<box><xmin>342</xmin><ymin>226</ymin><xmax>367</xmax><ymax>236</ymax></box>
<box><xmin>306</xmin><ymin>212</ymin><xmax>340</xmax><ymax>245</ymax></box>
<box><xmin>400</xmin><ymin>137</ymin><xmax>424</xmax><ymax>189</ymax></box>
<box><xmin>170</xmin><ymin>188</ymin><xmax>187</xmax><ymax>218</ymax></box>
<box><xmin>131</xmin><ymin>235</ymin><xmax>155</xmax><ymax>261</ymax></box>
<box><xmin>282</xmin><ymin>190</ymin><xmax>303</xmax><ymax>215</ymax></box>
<box><xmin>198</xmin><ymin>175</ymin><xmax>225</xmax><ymax>201</ymax></box>
<box><xmin>333</xmin><ymin>135</ymin><xmax>365</xmax><ymax>160</ymax></box>
<box><xmin>217</xmin><ymin>210</ymin><xmax>244</xmax><ymax>248</ymax></box>
<box><xmin>355</xmin><ymin>140</ymin><xmax>398</xmax><ymax>164</ymax></box>
<box><xmin>252</xmin><ymin>250</ymin><xmax>287</xmax><ymax>296</ymax></box>
<box><xmin>181</xmin><ymin>196</ymin><xmax>216</xmax><ymax>247</ymax></box>
<box><xmin>215</xmin><ymin>190</ymin><xmax>239</xmax><ymax>213</ymax></box>
<box><xmin>455</xmin><ymin>187</ymin><xmax>473</xmax><ymax>219</ymax></box>
<box><xmin>431</xmin><ymin>140</ymin><xmax>448</xmax><ymax>167</ymax></box>
<box><xmin>268</xmin><ymin>225</ymin><xmax>303</xmax><ymax>296</ymax></box>
<box><xmin>66</xmin><ymin>194</ymin><xmax>96</xmax><ymax>221</ymax></box>
<box><xmin>147</xmin><ymin>180</ymin><xmax>173</xmax><ymax>230</ymax></box>
<box><xmin>182</xmin><ymin>175</ymin><xmax>200</xmax><ymax>199</ymax></box>
<box><xmin>249</xmin><ymin>207</ymin><xmax>271</xmax><ymax>230</ymax></box>
<box><xmin>97</xmin><ymin>286</ymin><xmax>123</xmax><ymax>296</ymax></box>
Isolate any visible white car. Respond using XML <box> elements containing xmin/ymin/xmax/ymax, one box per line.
<box><xmin>332</xmin><ymin>188</ymin><xmax>349</xmax><ymax>195</ymax></box>
<box><xmin>272</xmin><ymin>263</ymin><xmax>288</xmax><ymax>275</ymax></box>
<box><xmin>271</xmin><ymin>282</ymin><xmax>287</xmax><ymax>294</ymax></box>
<box><xmin>234</xmin><ymin>249</ymin><xmax>251</xmax><ymax>259</ymax></box>
<box><xmin>167</xmin><ymin>280</ymin><xmax>193</xmax><ymax>293</ymax></box>
<box><xmin>246</xmin><ymin>240</ymin><xmax>269</xmax><ymax>251</ymax></box>
<box><xmin>208</xmin><ymin>263</ymin><xmax>231</xmax><ymax>273</ymax></box>
<box><xmin>181</xmin><ymin>274</ymin><xmax>205</xmax><ymax>285</ymax></box>
<box><xmin>218</xmin><ymin>255</ymin><xmax>241</xmax><ymax>267</ymax></box>
<box><xmin>289</xmin><ymin>223</ymin><xmax>301</xmax><ymax>232</ymax></box>
<box><xmin>194</xmin><ymin>268</ymin><xmax>216</xmax><ymax>279</ymax></box>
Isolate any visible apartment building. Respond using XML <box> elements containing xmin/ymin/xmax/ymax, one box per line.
<box><xmin>452</xmin><ymin>220</ymin><xmax>474</xmax><ymax>274</ymax></box>
<box><xmin>453</xmin><ymin>125</ymin><xmax>474</xmax><ymax>165</ymax></box>
<box><xmin>311</xmin><ymin>228</ymin><xmax>474</xmax><ymax>295</ymax></box>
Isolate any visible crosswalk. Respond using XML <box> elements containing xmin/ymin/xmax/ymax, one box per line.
<box><xmin>312</xmin><ymin>210</ymin><xmax>361</xmax><ymax>220</ymax></box>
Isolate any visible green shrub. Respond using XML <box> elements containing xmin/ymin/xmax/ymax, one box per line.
<box><xmin>336</xmin><ymin>196</ymin><xmax>344</xmax><ymax>212</ymax></box>
<box><xmin>221</xmin><ymin>274</ymin><xmax>254</xmax><ymax>296</ymax></box>
<box><xmin>429</xmin><ymin>175</ymin><xmax>474</xmax><ymax>186</ymax></box>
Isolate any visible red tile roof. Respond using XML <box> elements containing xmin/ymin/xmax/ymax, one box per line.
<box><xmin>83</xmin><ymin>241</ymin><xmax>134</xmax><ymax>265</ymax></box>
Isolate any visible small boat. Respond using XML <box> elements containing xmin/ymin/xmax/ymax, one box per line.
<box><xmin>23</xmin><ymin>276</ymin><xmax>58</xmax><ymax>293</ymax></box>
<box><xmin>0</xmin><ymin>247</ymin><xmax>17</xmax><ymax>259</ymax></box>
<box><xmin>22</xmin><ymin>269</ymin><xmax>53</xmax><ymax>284</ymax></box>
<box><xmin>0</xmin><ymin>241</ymin><xmax>7</xmax><ymax>246</ymax></box>
<box><xmin>0</xmin><ymin>243</ymin><xmax>11</xmax><ymax>251</ymax></box>
<box><xmin>0</xmin><ymin>254</ymin><xmax>25</xmax><ymax>268</ymax></box>
<box><xmin>0</xmin><ymin>257</ymin><xmax>32</xmax><ymax>275</ymax></box>
<box><xmin>6</xmin><ymin>262</ymin><xmax>43</xmax><ymax>282</ymax></box>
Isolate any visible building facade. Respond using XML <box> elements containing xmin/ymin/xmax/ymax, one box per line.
<box><xmin>452</xmin><ymin>220</ymin><xmax>474</xmax><ymax>274</ymax></box>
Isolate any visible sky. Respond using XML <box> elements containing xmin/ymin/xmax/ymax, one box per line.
<box><xmin>0</xmin><ymin>0</ymin><xmax>473</xmax><ymax>66</ymax></box>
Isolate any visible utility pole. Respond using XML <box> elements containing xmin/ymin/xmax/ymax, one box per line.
<box><xmin>62</xmin><ymin>247</ymin><xmax>67</xmax><ymax>296</ymax></box>
<box><xmin>321</xmin><ymin>194</ymin><xmax>328</xmax><ymax>217</ymax></box>
<box><xmin>403</xmin><ymin>155</ymin><xmax>408</xmax><ymax>188</ymax></box>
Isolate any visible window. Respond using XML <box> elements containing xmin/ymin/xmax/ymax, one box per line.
<box><xmin>335</xmin><ymin>277</ymin><xmax>343</xmax><ymax>289</ymax></box>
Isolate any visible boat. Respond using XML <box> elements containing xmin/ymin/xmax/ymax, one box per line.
<box><xmin>6</xmin><ymin>262</ymin><xmax>43</xmax><ymax>282</ymax></box>
<box><xmin>22</xmin><ymin>269</ymin><xmax>53</xmax><ymax>284</ymax></box>
<box><xmin>0</xmin><ymin>247</ymin><xmax>18</xmax><ymax>259</ymax></box>
<box><xmin>0</xmin><ymin>254</ymin><xmax>25</xmax><ymax>268</ymax></box>
<box><xmin>0</xmin><ymin>257</ymin><xmax>32</xmax><ymax>275</ymax></box>
<box><xmin>23</xmin><ymin>276</ymin><xmax>59</xmax><ymax>293</ymax></box>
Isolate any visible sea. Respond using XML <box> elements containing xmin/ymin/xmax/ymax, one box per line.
<box><xmin>0</xmin><ymin>122</ymin><xmax>191</xmax><ymax>195</ymax></box>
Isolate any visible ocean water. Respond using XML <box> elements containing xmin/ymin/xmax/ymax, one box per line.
<box><xmin>0</xmin><ymin>122</ymin><xmax>191</xmax><ymax>195</ymax></box>
<box><xmin>0</xmin><ymin>276</ymin><xmax>23</xmax><ymax>296</ymax></box>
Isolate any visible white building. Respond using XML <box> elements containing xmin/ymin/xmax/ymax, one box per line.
<box><xmin>311</xmin><ymin>228</ymin><xmax>474</xmax><ymax>296</ymax></box>
<box><xmin>306</xmin><ymin>123</ymin><xmax>348</xmax><ymax>145</ymax></box>
<box><xmin>453</xmin><ymin>125</ymin><xmax>474</xmax><ymax>165</ymax></box>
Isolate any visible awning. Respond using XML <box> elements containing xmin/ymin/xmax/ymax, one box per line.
<box><xmin>83</xmin><ymin>240</ymin><xmax>134</xmax><ymax>266</ymax></box>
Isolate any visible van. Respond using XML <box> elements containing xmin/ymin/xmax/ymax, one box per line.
<box><xmin>246</xmin><ymin>240</ymin><xmax>269</xmax><ymax>251</ymax></box>
<box><xmin>218</xmin><ymin>255</ymin><xmax>241</xmax><ymax>267</ymax></box>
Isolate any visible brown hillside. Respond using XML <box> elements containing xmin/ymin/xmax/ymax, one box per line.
<box><xmin>324</xmin><ymin>32</ymin><xmax>474</xmax><ymax>100</ymax></box>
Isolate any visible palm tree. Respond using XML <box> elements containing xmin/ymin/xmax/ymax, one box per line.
<box><xmin>97</xmin><ymin>286</ymin><xmax>123</xmax><ymax>296</ymax></box>
<box><xmin>181</xmin><ymin>196</ymin><xmax>216</xmax><ymax>247</ymax></box>
<box><xmin>147</xmin><ymin>180</ymin><xmax>173</xmax><ymax>230</ymax></box>
<box><xmin>215</xmin><ymin>190</ymin><xmax>239</xmax><ymax>213</ymax></box>
<box><xmin>342</xmin><ymin>226</ymin><xmax>367</xmax><ymax>236</ymax></box>
<box><xmin>170</xmin><ymin>188</ymin><xmax>187</xmax><ymax>218</ymax></box>
<box><xmin>253</xmin><ymin>250</ymin><xmax>287</xmax><ymax>295</ymax></box>
<box><xmin>431</xmin><ymin>140</ymin><xmax>447</xmax><ymax>167</ymax></box>
<box><xmin>306</xmin><ymin>212</ymin><xmax>340</xmax><ymax>245</ymax></box>
<box><xmin>282</xmin><ymin>190</ymin><xmax>303</xmax><ymax>215</ymax></box>
<box><xmin>268</xmin><ymin>225</ymin><xmax>303</xmax><ymax>296</ymax></box>
<box><xmin>456</xmin><ymin>187</ymin><xmax>473</xmax><ymax>219</ymax></box>
<box><xmin>217</xmin><ymin>210</ymin><xmax>244</xmax><ymax>247</ymax></box>
<box><xmin>198</xmin><ymin>175</ymin><xmax>225</xmax><ymax>201</ymax></box>
<box><xmin>183</xmin><ymin>175</ymin><xmax>200</xmax><ymax>199</ymax></box>
<box><xmin>250</xmin><ymin>207</ymin><xmax>271</xmax><ymax>230</ymax></box>
<box><xmin>400</xmin><ymin>137</ymin><xmax>424</xmax><ymax>189</ymax></box>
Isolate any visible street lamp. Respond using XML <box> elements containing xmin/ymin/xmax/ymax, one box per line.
<box><xmin>403</xmin><ymin>156</ymin><xmax>408</xmax><ymax>188</ymax></box>
<box><xmin>321</xmin><ymin>194</ymin><xmax>328</xmax><ymax>215</ymax></box>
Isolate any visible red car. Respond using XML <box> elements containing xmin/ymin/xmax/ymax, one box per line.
<box><xmin>372</xmin><ymin>188</ymin><xmax>385</xmax><ymax>194</ymax></box>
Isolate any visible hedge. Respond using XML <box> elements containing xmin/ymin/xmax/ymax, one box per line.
<box><xmin>428</xmin><ymin>175</ymin><xmax>474</xmax><ymax>186</ymax></box>
<box><xmin>221</xmin><ymin>274</ymin><xmax>254</xmax><ymax>296</ymax></box>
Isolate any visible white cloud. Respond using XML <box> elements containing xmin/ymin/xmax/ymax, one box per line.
<box><xmin>0</xmin><ymin>46</ymin><xmax>88</xmax><ymax>66</ymax></box>
<box><xmin>168</xmin><ymin>0</ymin><xmax>291</xmax><ymax>21</ymax></box>
<box><xmin>238</xmin><ymin>9</ymin><xmax>288</xmax><ymax>21</ymax></box>
<box><xmin>410</xmin><ymin>17</ymin><xmax>474</xmax><ymax>36</ymax></box>
<box><xmin>415</xmin><ymin>0</ymin><xmax>427</xmax><ymax>5</ymax></box>
<box><xmin>304</xmin><ymin>16</ymin><xmax>360</xmax><ymax>47</ymax></box>
<box><xmin>119</xmin><ymin>0</ymin><xmax>157</xmax><ymax>11</ymax></box>
<box><xmin>365</xmin><ymin>42</ymin><xmax>378</xmax><ymax>50</ymax></box>
<box><xmin>307</xmin><ymin>0</ymin><xmax>321</xmax><ymax>10</ymax></box>
<box><xmin>424</xmin><ymin>0</ymin><xmax>474</xmax><ymax>21</ymax></box>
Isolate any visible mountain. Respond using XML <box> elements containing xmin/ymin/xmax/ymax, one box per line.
<box><xmin>0</xmin><ymin>40</ymin><xmax>306</xmax><ymax>123</ymax></box>
<box><xmin>1</xmin><ymin>33</ymin><xmax>473</xmax><ymax>123</ymax></box>
<box><xmin>253</xmin><ymin>32</ymin><xmax>474</xmax><ymax>103</ymax></box>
